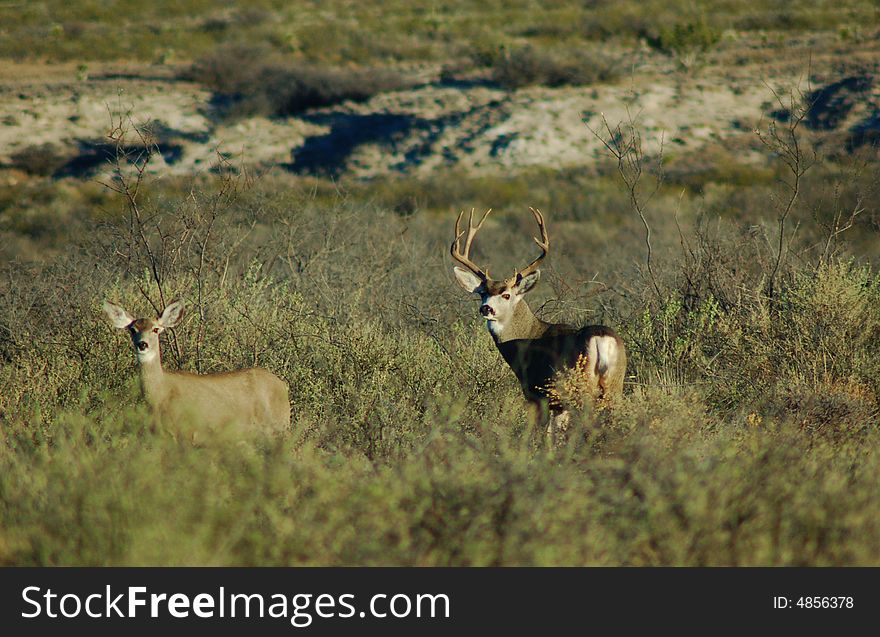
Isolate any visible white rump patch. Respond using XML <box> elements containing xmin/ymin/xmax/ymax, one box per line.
<box><xmin>592</xmin><ymin>335</ymin><xmax>617</xmax><ymax>376</ymax></box>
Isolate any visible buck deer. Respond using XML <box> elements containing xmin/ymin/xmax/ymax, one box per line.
<box><xmin>451</xmin><ymin>208</ymin><xmax>626</xmax><ymax>442</ymax></box>
<box><xmin>103</xmin><ymin>300</ymin><xmax>290</xmax><ymax>437</ymax></box>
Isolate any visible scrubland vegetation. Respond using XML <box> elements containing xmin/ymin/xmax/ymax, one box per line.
<box><xmin>2</xmin><ymin>0</ymin><xmax>877</xmax><ymax>65</ymax></box>
<box><xmin>1</xmin><ymin>1</ymin><xmax>880</xmax><ymax>565</ymax></box>
<box><xmin>3</xmin><ymin>131</ymin><xmax>879</xmax><ymax>565</ymax></box>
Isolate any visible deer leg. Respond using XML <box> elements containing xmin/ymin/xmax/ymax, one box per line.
<box><xmin>528</xmin><ymin>400</ymin><xmax>555</xmax><ymax>448</ymax></box>
<box><xmin>527</xmin><ymin>401</ymin><xmax>543</xmax><ymax>428</ymax></box>
<box><xmin>547</xmin><ymin>410</ymin><xmax>571</xmax><ymax>450</ymax></box>
<box><xmin>596</xmin><ymin>373</ymin><xmax>608</xmax><ymax>406</ymax></box>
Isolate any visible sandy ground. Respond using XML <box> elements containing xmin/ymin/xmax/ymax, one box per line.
<box><xmin>0</xmin><ymin>46</ymin><xmax>877</xmax><ymax>180</ymax></box>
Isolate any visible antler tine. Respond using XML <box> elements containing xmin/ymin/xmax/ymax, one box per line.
<box><xmin>516</xmin><ymin>207</ymin><xmax>550</xmax><ymax>278</ymax></box>
<box><xmin>463</xmin><ymin>207</ymin><xmax>491</xmax><ymax>254</ymax></box>
<box><xmin>451</xmin><ymin>208</ymin><xmax>492</xmax><ymax>280</ymax></box>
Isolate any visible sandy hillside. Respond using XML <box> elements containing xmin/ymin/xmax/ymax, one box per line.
<box><xmin>1</xmin><ymin>42</ymin><xmax>878</xmax><ymax>180</ymax></box>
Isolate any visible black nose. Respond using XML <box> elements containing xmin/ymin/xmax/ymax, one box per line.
<box><xmin>137</xmin><ymin>342</ymin><xmax>148</xmax><ymax>352</ymax></box>
<box><xmin>480</xmin><ymin>304</ymin><xmax>494</xmax><ymax>317</ymax></box>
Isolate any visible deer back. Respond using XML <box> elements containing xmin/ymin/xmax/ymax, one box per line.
<box><xmin>496</xmin><ymin>324</ymin><xmax>624</xmax><ymax>409</ymax></box>
<box><xmin>158</xmin><ymin>367</ymin><xmax>290</xmax><ymax>434</ymax></box>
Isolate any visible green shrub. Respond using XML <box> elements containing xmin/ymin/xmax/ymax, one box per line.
<box><xmin>8</xmin><ymin>143</ymin><xmax>70</xmax><ymax>177</ymax></box>
<box><xmin>650</xmin><ymin>19</ymin><xmax>721</xmax><ymax>57</ymax></box>
<box><xmin>483</xmin><ymin>45</ymin><xmax>621</xmax><ymax>90</ymax></box>
<box><xmin>622</xmin><ymin>259</ymin><xmax>880</xmax><ymax>418</ymax></box>
<box><xmin>185</xmin><ymin>43</ymin><xmax>409</xmax><ymax>119</ymax></box>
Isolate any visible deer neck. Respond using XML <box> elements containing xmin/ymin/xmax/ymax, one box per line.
<box><xmin>488</xmin><ymin>299</ymin><xmax>549</xmax><ymax>343</ymax></box>
<box><xmin>136</xmin><ymin>351</ymin><xmax>168</xmax><ymax>408</ymax></box>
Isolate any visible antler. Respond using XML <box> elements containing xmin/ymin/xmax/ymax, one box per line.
<box><xmin>450</xmin><ymin>208</ymin><xmax>493</xmax><ymax>280</ymax></box>
<box><xmin>515</xmin><ymin>207</ymin><xmax>550</xmax><ymax>279</ymax></box>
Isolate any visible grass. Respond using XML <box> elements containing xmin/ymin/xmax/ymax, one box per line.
<box><xmin>0</xmin><ymin>1</ymin><xmax>876</xmax><ymax>64</ymax></box>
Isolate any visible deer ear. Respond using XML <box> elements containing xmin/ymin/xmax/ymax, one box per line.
<box><xmin>103</xmin><ymin>301</ymin><xmax>134</xmax><ymax>329</ymax></box>
<box><xmin>515</xmin><ymin>270</ymin><xmax>540</xmax><ymax>295</ymax></box>
<box><xmin>453</xmin><ymin>267</ymin><xmax>484</xmax><ymax>294</ymax></box>
<box><xmin>157</xmin><ymin>300</ymin><xmax>185</xmax><ymax>329</ymax></box>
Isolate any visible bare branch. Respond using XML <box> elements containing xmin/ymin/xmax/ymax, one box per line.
<box><xmin>754</xmin><ymin>81</ymin><xmax>817</xmax><ymax>299</ymax></box>
<box><xmin>586</xmin><ymin>111</ymin><xmax>663</xmax><ymax>298</ymax></box>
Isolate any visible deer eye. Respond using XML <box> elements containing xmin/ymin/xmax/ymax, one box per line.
<box><xmin>153</xmin><ymin>327</ymin><xmax>159</xmax><ymax>333</ymax></box>
<box><xmin>501</xmin><ymin>293</ymin><xmax>511</xmax><ymax>300</ymax></box>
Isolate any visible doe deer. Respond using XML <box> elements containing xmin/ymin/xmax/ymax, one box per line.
<box><xmin>103</xmin><ymin>300</ymin><xmax>290</xmax><ymax>437</ymax></box>
<box><xmin>451</xmin><ymin>208</ymin><xmax>627</xmax><ymax>442</ymax></box>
